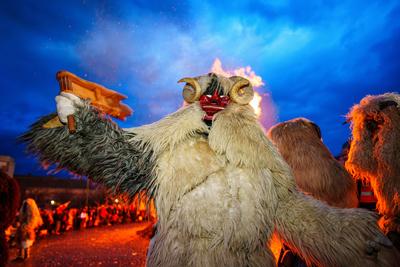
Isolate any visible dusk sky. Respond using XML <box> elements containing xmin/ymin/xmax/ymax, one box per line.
<box><xmin>1</xmin><ymin>0</ymin><xmax>399</xmax><ymax>176</ymax></box>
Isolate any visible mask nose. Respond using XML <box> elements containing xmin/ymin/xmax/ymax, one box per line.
<box><xmin>210</xmin><ymin>90</ymin><xmax>220</xmax><ymax>104</ymax></box>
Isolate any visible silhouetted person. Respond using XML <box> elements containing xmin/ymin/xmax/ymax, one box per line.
<box><xmin>0</xmin><ymin>171</ymin><xmax>20</xmax><ymax>267</ymax></box>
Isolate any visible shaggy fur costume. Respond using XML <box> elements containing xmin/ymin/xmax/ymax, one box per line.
<box><xmin>346</xmin><ymin>93</ymin><xmax>400</xmax><ymax>239</ymax></box>
<box><xmin>0</xmin><ymin>171</ymin><xmax>20</xmax><ymax>267</ymax></box>
<box><xmin>267</xmin><ymin>118</ymin><xmax>358</xmax><ymax>208</ymax></box>
<box><xmin>17</xmin><ymin>198</ymin><xmax>43</xmax><ymax>249</ymax></box>
<box><xmin>21</xmin><ymin>74</ymin><xmax>399</xmax><ymax>267</ymax></box>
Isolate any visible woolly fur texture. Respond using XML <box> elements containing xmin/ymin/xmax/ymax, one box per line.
<box><xmin>18</xmin><ymin>198</ymin><xmax>43</xmax><ymax>245</ymax></box>
<box><xmin>268</xmin><ymin>118</ymin><xmax>358</xmax><ymax>208</ymax></box>
<box><xmin>20</xmin><ymin>103</ymin><xmax>156</xmax><ymax>199</ymax></box>
<box><xmin>22</xmin><ymin>76</ymin><xmax>399</xmax><ymax>266</ymax></box>
<box><xmin>346</xmin><ymin>93</ymin><xmax>400</xmax><ymax>234</ymax></box>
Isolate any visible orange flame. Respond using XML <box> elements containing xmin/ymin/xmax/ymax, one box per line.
<box><xmin>210</xmin><ymin>58</ymin><xmax>264</xmax><ymax>117</ymax></box>
<box><xmin>269</xmin><ymin>233</ymin><xmax>283</xmax><ymax>262</ymax></box>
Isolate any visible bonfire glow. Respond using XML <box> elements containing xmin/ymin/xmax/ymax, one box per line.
<box><xmin>210</xmin><ymin>58</ymin><xmax>265</xmax><ymax>117</ymax></box>
<box><xmin>269</xmin><ymin>233</ymin><xmax>283</xmax><ymax>262</ymax></box>
<box><xmin>250</xmin><ymin>92</ymin><xmax>262</xmax><ymax>117</ymax></box>
<box><xmin>210</xmin><ymin>58</ymin><xmax>264</xmax><ymax>87</ymax></box>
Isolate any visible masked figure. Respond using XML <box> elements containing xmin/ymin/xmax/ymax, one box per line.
<box><xmin>16</xmin><ymin>198</ymin><xmax>43</xmax><ymax>260</ymax></box>
<box><xmin>22</xmin><ymin>74</ymin><xmax>398</xmax><ymax>266</ymax></box>
<box><xmin>268</xmin><ymin>118</ymin><xmax>359</xmax><ymax>266</ymax></box>
<box><xmin>0</xmin><ymin>171</ymin><xmax>20</xmax><ymax>267</ymax></box>
<box><xmin>268</xmin><ymin>118</ymin><xmax>358</xmax><ymax>208</ymax></box>
<box><xmin>346</xmin><ymin>93</ymin><xmax>400</xmax><ymax>249</ymax></box>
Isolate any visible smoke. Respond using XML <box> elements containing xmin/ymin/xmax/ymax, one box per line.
<box><xmin>210</xmin><ymin>58</ymin><xmax>277</xmax><ymax>129</ymax></box>
<box><xmin>75</xmin><ymin>19</ymin><xmax>221</xmax><ymax>122</ymax></box>
<box><xmin>210</xmin><ymin>58</ymin><xmax>264</xmax><ymax>87</ymax></box>
<box><xmin>75</xmin><ymin>18</ymin><xmax>277</xmax><ymax>129</ymax></box>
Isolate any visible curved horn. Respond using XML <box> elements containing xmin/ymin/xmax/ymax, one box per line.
<box><xmin>229</xmin><ymin>78</ymin><xmax>254</xmax><ymax>105</ymax></box>
<box><xmin>178</xmin><ymin>78</ymin><xmax>201</xmax><ymax>103</ymax></box>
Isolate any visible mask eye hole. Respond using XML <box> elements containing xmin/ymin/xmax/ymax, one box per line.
<box><xmin>365</xmin><ymin>119</ymin><xmax>379</xmax><ymax>133</ymax></box>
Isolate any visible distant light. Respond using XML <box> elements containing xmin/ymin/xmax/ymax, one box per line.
<box><xmin>50</xmin><ymin>200</ymin><xmax>55</xmax><ymax>205</ymax></box>
<box><xmin>114</xmin><ymin>199</ymin><xmax>119</xmax><ymax>203</ymax></box>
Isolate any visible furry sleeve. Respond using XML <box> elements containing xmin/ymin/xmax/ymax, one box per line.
<box><xmin>273</xmin><ymin>170</ymin><xmax>399</xmax><ymax>267</ymax></box>
<box><xmin>20</xmin><ymin>102</ymin><xmax>156</xmax><ymax>198</ymax></box>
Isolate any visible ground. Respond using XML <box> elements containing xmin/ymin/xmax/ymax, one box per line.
<box><xmin>8</xmin><ymin>223</ymin><xmax>150</xmax><ymax>267</ymax></box>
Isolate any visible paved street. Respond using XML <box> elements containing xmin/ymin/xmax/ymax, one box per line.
<box><xmin>8</xmin><ymin>223</ymin><xmax>151</xmax><ymax>267</ymax></box>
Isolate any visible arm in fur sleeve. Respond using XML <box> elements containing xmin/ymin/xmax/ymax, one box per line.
<box><xmin>20</xmin><ymin>102</ymin><xmax>157</xmax><ymax>198</ymax></box>
<box><xmin>272</xmin><ymin>172</ymin><xmax>399</xmax><ymax>267</ymax></box>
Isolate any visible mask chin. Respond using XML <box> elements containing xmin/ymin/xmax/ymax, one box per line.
<box><xmin>203</xmin><ymin>119</ymin><xmax>213</xmax><ymax>128</ymax></box>
<box><xmin>199</xmin><ymin>92</ymin><xmax>230</xmax><ymax>128</ymax></box>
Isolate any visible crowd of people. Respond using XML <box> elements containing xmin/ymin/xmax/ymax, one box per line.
<box><xmin>5</xmin><ymin>197</ymin><xmax>156</xmax><ymax>261</ymax></box>
<box><xmin>39</xmin><ymin>201</ymin><xmax>153</xmax><ymax>236</ymax></box>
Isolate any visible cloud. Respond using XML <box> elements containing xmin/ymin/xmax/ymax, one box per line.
<box><xmin>1</xmin><ymin>0</ymin><xmax>400</xmax><ymax>174</ymax></box>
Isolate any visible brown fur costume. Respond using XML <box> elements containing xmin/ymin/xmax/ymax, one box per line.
<box><xmin>0</xmin><ymin>171</ymin><xmax>21</xmax><ymax>267</ymax></box>
<box><xmin>346</xmin><ymin>93</ymin><xmax>400</xmax><ymax>241</ymax></box>
<box><xmin>268</xmin><ymin>118</ymin><xmax>358</xmax><ymax>208</ymax></box>
<box><xmin>21</xmin><ymin>74</ymin><xmax>400</xmax><ymax>266</ymax></box>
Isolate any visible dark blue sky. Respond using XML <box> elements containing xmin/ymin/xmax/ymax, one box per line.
<box><xmin>1</xmin><ymin>0</ymin><xmax>399</xmax><ymax>176</ymax></box>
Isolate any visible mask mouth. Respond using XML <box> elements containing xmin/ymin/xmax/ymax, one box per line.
<box><xmin>199</xmin><ymin>92</ymin><xmax>230</xmax><ymax>123</ymax></box>
<box><xmin>201</xmin><ymin>105</ymin><xmax>226</xmax><ymax>121</ymax></box>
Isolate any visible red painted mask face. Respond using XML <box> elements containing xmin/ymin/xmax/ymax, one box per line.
<box><xmin>199</xmin><ymin>89</ymin><xmax>230</xmax><ymax>121</ymax></box>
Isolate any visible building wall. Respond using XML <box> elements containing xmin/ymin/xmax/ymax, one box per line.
<box><xmin>15</xmin><ymin>175</ymin><xmax>108</xmax><ymax>208</ymax></box>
